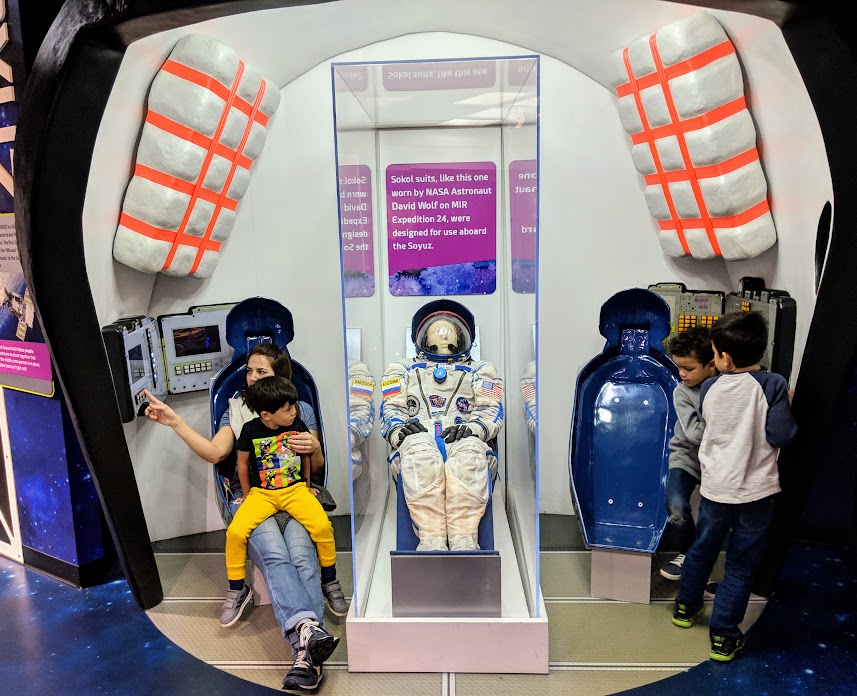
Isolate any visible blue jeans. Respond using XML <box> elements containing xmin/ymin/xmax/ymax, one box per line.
<box><xmin>228</xmin><ymin>502</ymin><xmax>324</xmax><ymax>648</ymax></box>
<box><xmin>677</xmin><ymin>494</ymin><xmax>776</xmax><ymax>636</ymax></box>
<box><xmin>664</xmin><ymin>468</ymin><xmax>699</xmax><ymax>554</ymax></box>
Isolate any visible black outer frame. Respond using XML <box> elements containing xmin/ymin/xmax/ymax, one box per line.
<box><xmin>12</xmin><ymin>0</ymin><xmax>856</xmax><ymax>610</ymax></box>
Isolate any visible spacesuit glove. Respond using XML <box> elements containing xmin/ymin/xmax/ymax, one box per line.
<box><xmin>440</xmin><ymin>424</ymin><xmax>476</xmax><ymax>443</ymax></box>
<box><xmin>392</xmin><ymin>420</ymin><xmax>428</xmax><ymax>448</ymax></box>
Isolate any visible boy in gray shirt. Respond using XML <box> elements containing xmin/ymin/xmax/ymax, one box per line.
<box><xmin>660</xmin><ymin>327</ymin><xmax>717</xmax><ymax>581</ymax></box>
<box><xmin>672</xmin><ymin>311</ymin><xmax>797</xmax><ymax>662</ymax></box>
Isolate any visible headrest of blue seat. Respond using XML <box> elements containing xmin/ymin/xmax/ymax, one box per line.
<box><xmin>225</xmin><ymin>297</ymin><xmax>295</xmax><ymax>358</ymax></box>
<box><xmin>599</xmin><ymin>288</ymin><xmax>671</xmax><ymax>354</ymax></box>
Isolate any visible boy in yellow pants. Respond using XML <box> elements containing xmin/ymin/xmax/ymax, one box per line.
<box><xmin>222</xmin><ymin>376</ymin><xmax>339</xmax><ymax>627</ymax></box>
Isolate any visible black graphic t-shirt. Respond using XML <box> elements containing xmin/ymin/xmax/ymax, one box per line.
<box><xmin>236</xmin><ymin>416</ymin><xmax>309</xmax><ymax>490</ymax></box>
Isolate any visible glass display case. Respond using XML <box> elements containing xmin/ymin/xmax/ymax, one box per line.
<box><xmin>333</xmin><ymin>56</ymin><xmax>545</xmax><ymax>672</ymax></box>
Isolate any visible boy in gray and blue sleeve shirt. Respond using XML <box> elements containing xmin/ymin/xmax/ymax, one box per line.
<box><xmin>672</xmin><ymin>311</ymin><xmax>797</xmax><ymax>663</ymax></box>
<box><xmin>660</xmin><ymin>327</ymin><xmax>717</xmax><ymax>582</ymax></box>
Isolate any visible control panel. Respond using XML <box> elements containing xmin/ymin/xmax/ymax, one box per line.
<box><xmin>648</xmin><ymin>282</ymin><xmax>725</xmax><ymax>345</ymax></box>
<box><xmin>725</xmin><ymin>277</ymin><xmax>797</xmax><ymax>381</ymax></box>
<box><xmin>101</xmin><ymin>316</ymin><xmax>167</xmax><ymax>423</ymax></box>
<box><xmin>159</xmin><ymin>304</ymin><xmax>236</xmax><ymax>394</ymax></box>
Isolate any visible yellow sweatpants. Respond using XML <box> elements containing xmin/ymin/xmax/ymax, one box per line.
<box><xmin>225</xmin><ymin>484</ymin><xmax>336</xmax><ymax>581</ymax></box>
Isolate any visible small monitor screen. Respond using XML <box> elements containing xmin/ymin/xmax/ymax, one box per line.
<box><xmin>173</xmin><ymin>325</ymin><xmax>222</xmax><ymax>358</ymax></box>
<box><xmin>127</xmin><ymin>344</ymin><xmax>146</xmax><ymax>380</ymax></box>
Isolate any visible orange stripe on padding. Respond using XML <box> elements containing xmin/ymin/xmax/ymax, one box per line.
<box><xmin>615</xmin><ymin>40</ymin><xmax>734</xmax><ymax>97</ymax></box>
<box><xmin>624</xmin><ymin>47</ymin><xmax>689</xmax><ymax>254</ymax></box>
<box><xmin>657</xmin><ymin>199</ymin><xmax>770</xmax><ymax>231</ymax></box>
<box><xmin>649</xmin><ymin>34</ymin><xmax>721</xmax><ymax>256</ymax></box>
<box><xmin>134</xmin><ymin>164</ymin><xmax>238</xmax><ymax>211</ymax></box>
<box><xmin>190</xmin><ymin>74</ymin><xmax>265</xmax><ymax>275</ymax></box>
<box><xmin>119</xmin><ymin>213</ymin><xmax>222</xmax><ymax>252</ymax></box>
<box><xmin>630</xmin><ymin>96</ymin><xmax>746</xmax><ymax>145</ymax></box>
<box><xmin>643</xmin><ymin>148</ymin><xmax>760</xmax><ymax>185</ymax></box>
<box><xmin>161</xmin><ymin>60</ymin><xmax>270</xmax><ymax>128</ymax></box>
<box><xmin>145</xmin><ymin>111</ymin><xmax>253</xmax><ymax>170</ymax></box>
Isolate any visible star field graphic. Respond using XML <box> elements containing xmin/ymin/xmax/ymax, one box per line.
<box><xmin>624</xmin><ymin>545</ymin><xmax>857</xmax><ymax>696</ymax></box>
<box><xmin>0</xmin><ymin>557</ymin><xmax>282</xmax><ymax>695</ymax></box>
<box><xmin>6</xmin><ymin>390</ymin><xmax>78</xmax><ymax>563</ymax></box>
<box><xmin>390</xmin><ymin>260</ymin><xmax>496</xmax><ymax>296</ymax></box>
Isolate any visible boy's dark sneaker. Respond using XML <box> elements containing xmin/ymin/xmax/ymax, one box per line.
<box><xmin>710</xmin><ymin>632</ymin><xmax>745</xmax><ymax>662</ymax></box>
<box><xmin>704</xmin><ymin>581</ymin><xmax>719</xmax><ymax>599</ymax></box>
<box><xmin>298</xmin><ymin>619</ymin><xmax>340</xmax><ymax>666</ymax></box>
<box><xmin>281</xmin><ymin>647</ymin><xmax>322</xmax><ymax>693</ymax></box>
<box><xmin>660</xmin><ymin>553</ymin><xmax>685</xmax><ymax>581</ymax></box>
<box><xmin>322</xmin><ymin>579</ymin><xmax>349</xmax><ymax>617</ymax></box>
<box><xmin>219</xmin><ymin>584</ymin><xmax>252</xmax><ymax>627</ymax></box>
<box><xmin>672</xmin><ymin>600</ymin><xmax>703</xmax><ymax>628</ymax></box>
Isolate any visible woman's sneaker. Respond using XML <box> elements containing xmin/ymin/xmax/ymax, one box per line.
<box><xmin>660</xmin><ymin>553</ymin><xmax>686</xmax><ymax>581</ymax></box>
<box><xmin>704</xmin><ymin>581</ymin><xmax>719</xmax><ymax>599</ymax></box>
<box><xmin>322</xmin><ymin>579</ymin><xmax>349</xmax><ymax>617</ymax></box>
<box><xmin>709</xmin><ymin>632</ymin><xmax>745</xmax><ymax>662</ymax></box>
<box><xmin>219</xmin><ymin>584</ymin><xmax>252</xmax><ymax>627</ymax></box>
<box><xmin>281</xmin><ymin>647</ymin><xmax>322</xmax><ymax>694</ymax></box>
<box><xmin>672</xmin><ymin>600</ymin><xmax>703</xmax><ymax>628</ymax></box>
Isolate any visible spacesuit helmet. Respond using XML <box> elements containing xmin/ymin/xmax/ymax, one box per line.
<box><xmin>412</xmin><ymin>299</ymin><xmax>476</xmax><ymax>363</ymax></box>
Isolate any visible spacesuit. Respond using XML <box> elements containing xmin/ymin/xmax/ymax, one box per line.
<box><xmin>347</xmin><ymin>359</ymin><xmax>375</xmax><ymax>481</ymax></box>
<box><xmin>381</xmin><ymin>300</ymin><xmax>504</xmax><ymax>551</ymax></box>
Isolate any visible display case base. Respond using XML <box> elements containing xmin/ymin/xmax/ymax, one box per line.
<box><xmin>345</xmin><ymin>595</ymin><xmax>548</xmax><ymax>673</ymax></box>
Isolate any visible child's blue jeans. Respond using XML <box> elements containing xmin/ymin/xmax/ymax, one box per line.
<box><xmin>664</xmin><ymin>468</ymin><xmax>699</xmax><ymax>554</ymax></box>
<box><xmin>676</xmin><ymin>494</ymin><xmax>777</xmax><ymax>635</ymax></box>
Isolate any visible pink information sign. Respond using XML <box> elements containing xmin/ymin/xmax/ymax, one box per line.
<box><xmin>383</xmin><ymin>61</ymin><xmax>496</xmax><ymax>91</ymax></box>
<box><xmin>387</xmin><ymin>162</ymin><xmax>496</xmax><ymax>296</ymax></box>
<box><xmin>0</xmin><ymin>340</ymin><xmax>51</xmax><ymax>382</ymax></box>
<box><xmin>338</xmin><ymin>165</ymin><xmax>375</xmax><ymax>297</ymax></box>
<box><xmin>509</xmin><ymin>160</ymin><xmax>537</xmax><ymax>293</ymax></box>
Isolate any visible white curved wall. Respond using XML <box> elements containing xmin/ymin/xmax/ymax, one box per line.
<box><xmin>82</xmin><ymin>0</ymin><xmax>829</xmax><ymax>537</ymax></box>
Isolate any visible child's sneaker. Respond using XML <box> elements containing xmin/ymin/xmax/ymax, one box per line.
<box><xmin>704</xmin><ymin>581</ymin><xmax>719</xmax><ymax>599</ymax></box>
<box><xmin>219</xmin><ymin>584</ymin><xmax>252</xmax><ymax>627</ymax></box>
<box><xmin>298</xmin><ymin>619</ymin><xmax>340</xmax><ymax>666</ymax></box>
<box><xmin>281</xmin><ymin>646</ymin><xmax>323</xmax><ymax>693</ymax></box>
<box><xmin>659</xmin><ymin>553</ymin><xmax>686</xmax><ymax>581</ymax></box>
<box><xmin>672</xmin><ymin>600</ymin><xmax>703</xmax><ymax>628</ymax></box>
<box><xmin>709</xmin><ymin>632</ymin><xmax>745</xmax><ymax>662</ymax></box>
<box><xmin>322</xmin><ymin>579</ymin><xmax>349</xmax><ymax>617</ymax></box>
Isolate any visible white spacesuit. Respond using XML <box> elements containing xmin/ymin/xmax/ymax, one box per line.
<box><xmin>347</xmin><ymin>359</ymin><xmax>375</xmax><ymax>480</ymax></box>
<box><xmin>381</xmin><ymin>300</ymin><xmax>504</xmax><ymax>551</ymax></box>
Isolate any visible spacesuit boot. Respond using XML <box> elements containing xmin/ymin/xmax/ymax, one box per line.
<box><xmin>397</xmin><ymin>430</ymin><xmax>449</xmax><ymax>551</ymax></box>
<box><xmin>445</xmin><ymin>437</ymin><xmax>494</xmax><ymax>551</ymax></box>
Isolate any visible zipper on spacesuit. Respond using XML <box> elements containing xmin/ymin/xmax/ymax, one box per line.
<box><xmin>414</xmin><ymin>369</ymin><xmax>431</xmax><ymax>413</ymax></box>
<box><xmin>442</xmin><ymin>371</ymin><xmax>468</xmax><ymax>416</ymax></box>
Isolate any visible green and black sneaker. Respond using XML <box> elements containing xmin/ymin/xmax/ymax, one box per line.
<box><xmin>709</xmin><ymin>632</ymin><xmax>745</xmax><ymax>662</ymax></box>
<box><xmin>672</xmin><ymin>600</ymin><xmax>703</xmax><ymax>628</ymax></box>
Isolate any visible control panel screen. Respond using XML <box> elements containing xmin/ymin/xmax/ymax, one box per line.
<box><xmin>173</xmin><ymin>325</ymin><xmax>222</xmax><ymax>357</ymax></box>
<box><xmin>127</xmin><ymin>344</ymin><xmax>146</xmax><ymax>380</ymax></box>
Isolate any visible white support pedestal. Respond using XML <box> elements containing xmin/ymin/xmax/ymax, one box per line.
<box><xmin>345</xmin><ymin>486</ymin><xmax>548</xmax><ymax>673</ymax></box>
<box><xmin>590</xmin><ymin>548</ymin><xmax>652</xmax><ymax>604</ymax></box>
<box><xmin>346</xmin><ymin>597</ymin><xmax>549</xmax><ymax>673</ymax></box>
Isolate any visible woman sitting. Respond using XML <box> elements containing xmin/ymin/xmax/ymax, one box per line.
<box><xmin>143</xmin><ymin>343</ymin><xmax>345</xmax><ymax>692</ymax></box>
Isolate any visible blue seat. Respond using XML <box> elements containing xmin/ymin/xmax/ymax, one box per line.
<box><xmin>568</xmin><ymin>288</ymin><xmax>680</xmax><ymax>553</ymax></box>
<box><xmin>209</xmin><ymin>297</ymin><xmax>325</xmax><ymax>523</ymax></box>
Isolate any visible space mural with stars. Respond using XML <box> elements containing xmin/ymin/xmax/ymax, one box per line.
<box><xmin>5</xmin><ymin>387</ymin><xmax>103</xmax><ymax>566</ymax></box>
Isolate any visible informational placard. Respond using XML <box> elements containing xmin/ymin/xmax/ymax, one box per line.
<box><xmin>387</xmin><ymin>162</ymin><xmax>496</xmax><ymax>296</ymax></box>
<box><xmin>383</xmin><ymin>61</ymin><xmax>496</xmax><ymax>91</ymax></box>
<box><xmin>338</xmin><ymin>165</ymin><xmax>375</xmax><ymax>297</ymax></box>
<box><xmin>0</xmin><ymin>4</ymin><xmax>52</xmax><ymax>397</ymax></box>
<box><xmin>334</xmin><ymin>65</ymin><xmax>368</xmax><ymax>93</ymax></box>
<box><xmin>507</xmin><ymin>58</ymin><xmax>538</xmax><ymax>87</ymax></box>
<box><xmin>509</xmin><ymin>160</ymin><xmax>537</xmax><ymax>294</ymax></box>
